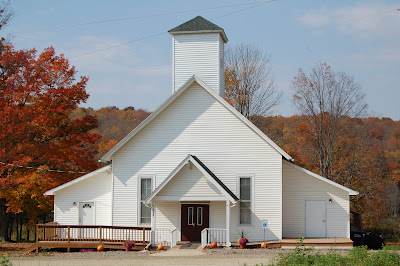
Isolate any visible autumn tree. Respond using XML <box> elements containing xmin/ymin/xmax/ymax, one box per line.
<box><xmin>291</xmin><ymin>62</ymin><xmax>368</xmax><ymax>179</ymax></box>
<box><xmin>225</xmin><ymin>44</ymin><xmax>281</xmax><ymax>120</ymax></box>
<box><xmin>0</xmin><ymin>45</ymin><xmax>99</xmax><ymax>241</ymax></box>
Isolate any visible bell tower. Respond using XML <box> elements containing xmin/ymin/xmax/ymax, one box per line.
<box><xmin>169</xmin><ymin>16</ymin><xmax>228</xmax><ymax>97</ymax></box>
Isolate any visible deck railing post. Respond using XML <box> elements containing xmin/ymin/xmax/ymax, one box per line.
<box><xmin>143</xmin><ymin>228</ymin><xmax>146</xmax><ymax>244</ymax></box>
<box><xmin>35</xmin><ymin>225</ymin><xmax>39</xmax><ymax>253</ymax></box>
<box><xmin>99</xmin><ymin>226</ymin><xmax>102</xmax><ymax>244</ymax></box>
<box><xmin>67</xmin><ymin>226</ymin><xmax>70</xmax><ymax>243</ymax></box>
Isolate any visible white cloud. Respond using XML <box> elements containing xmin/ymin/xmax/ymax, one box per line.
<box><xmin>297</xmin><ymin>9</ymin><xmax>331</xmax><ymax>27</ymax></box>
<box><xmin>297</xmin><ymin>3</ymin><xmax>400</xmax><ymax>38</ymax></box>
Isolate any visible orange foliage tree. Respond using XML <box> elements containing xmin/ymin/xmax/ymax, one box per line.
<box><xmin>0</xmin><ymin>44</ymin><xmax>100</xmax><ymax>240</ymax></box>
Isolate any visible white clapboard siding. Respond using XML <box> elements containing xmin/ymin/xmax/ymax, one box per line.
<box><xmin>282</xmin><ymin>161</ymin><xmax>350</xmax><ymax>238</ymax></box>
<box><xmin>112</xmin><ymin>82</ymin><xmax>282</xmax><ymax>241</ymax></box>
<box><xmin>173</xmin><ymin>33</ymin><xmax>223</xmax><ymax>96</ymax></box>
<box><xmin>54</xmin><ymin>171</ymin><xmax>112</xmax><ymax>225</ymax></box>
<box><xmin>155</xmin><ymin>202</ymin><xmax>181</xmax><ymax>239</ymax></box>
<box><xmin>210</xmin><ymin>201</ymin><xmax>226</xmax><ymax>229</ymax></box>
<box><xmin>157</xmin><ymin>165</ymin><xmax>222</xmax><ymax>197</ymax></box>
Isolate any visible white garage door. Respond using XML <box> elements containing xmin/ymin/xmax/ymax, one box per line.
<box><xmin>305</xmin><ymin>200</ymin><xmax>326</xmax><ymax>238</ymax></box>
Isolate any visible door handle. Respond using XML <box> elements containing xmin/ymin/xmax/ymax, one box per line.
<box><xmin>193</xmin><ymin>222</ymin><xmax>196</xmax><ymax>227</ymax></box>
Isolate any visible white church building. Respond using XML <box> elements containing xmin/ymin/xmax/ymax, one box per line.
<box><xmin>45</xmin><ymin>16</ymin><xmax>358</xmax><ymax>247</ymax></box>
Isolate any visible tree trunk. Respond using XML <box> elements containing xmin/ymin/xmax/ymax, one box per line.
<box><xmin>19</xmin><ymin>215</ymin><xmax>22</xmax><ymax>241</ymax></box>
<box><xmin>16</xmin><ymin>215</ymin><xmax>19</xmax><ymax>241</ymax></box>
<box><xmin>0</xmin><ymin>199</ymin><xmax>10</xmax><ymax>242</ymax></box>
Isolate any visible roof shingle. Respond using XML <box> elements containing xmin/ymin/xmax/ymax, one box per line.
<box><xmin>169</xmin><ymin>16</ymin><xmax>223</xmax><ymax>32</ymax></box>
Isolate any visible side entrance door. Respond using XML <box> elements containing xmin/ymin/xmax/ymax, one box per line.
<box><xmin>79</xmin><ymin>202</ymin><xmax>95</xmax><ymax>225</ymax></box>
<box><xmin>305</xmin><ymin>200</ymin><xmax>326</xmax><ymax>238</ymax></box>
<box><xmin>181</xmin><ymin>204</ymin><xmax>209</xmax><ymax>241</ymax></box>
<box><xmin>79</xmin><ymin>202</ymin><xmax>95</xmax><ymax>239</ymax></box>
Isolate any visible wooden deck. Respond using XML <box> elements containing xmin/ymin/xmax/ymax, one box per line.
<box><xmin>23</xmin><ymin>224</ymin><xmax>151</xmax><ymax>253</ymax></box>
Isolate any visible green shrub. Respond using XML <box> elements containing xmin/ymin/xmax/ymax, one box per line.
<box><xmin>1</xmin><ymin>255</ymin><xmax>13</xmax><ymax>266</ymax></box>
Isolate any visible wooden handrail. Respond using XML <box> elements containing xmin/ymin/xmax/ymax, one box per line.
<box><xmin>36</xmin><ymin>224</ymin><xmax>151</xmax><ymax>230</ymax></box>
<box><xmin>36</xmin><ymin>224</ymin><xmax>151</xmax><ymax>243</ymax></box>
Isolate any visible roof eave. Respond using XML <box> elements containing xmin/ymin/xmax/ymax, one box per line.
<box><xmin>283</xmin><ymin>160</ymin><xmax>358</xmax><ymax>195</ymax></box>
<box><xmin>145</xmin><ymin>154</ymin><xmax>239</xmax><ymax>204</ymax></box>
<box><xmin>99</xmin><ymin>76</ymin><xmax>200</xmax><ymax>163</ymax></box>
<box><xmin>169</xmin><ymin>30</ymin><xmax>228</xmax><ymax>43</ymax></box>
<box><xmin>44</xmin><ymin>165</ymin><xmax>112</xmax><ymax>195</ymax></box>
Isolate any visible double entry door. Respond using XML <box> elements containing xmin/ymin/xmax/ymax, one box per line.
<box><xmin>181</xmin><ymin>204</ymin><xmax>209</xmax><ymax>241</ymax></box>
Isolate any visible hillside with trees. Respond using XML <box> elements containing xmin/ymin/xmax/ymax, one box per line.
<box><xmin>70</xmin><ymin>105</ymin><xmax>400</xmax><ymax>237</ymax></box>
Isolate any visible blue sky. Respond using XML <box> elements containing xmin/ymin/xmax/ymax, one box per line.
<box><xmin>4</xmin><ymin>0</ymin><xmax>400</xmax><ymax>119</ymax></box>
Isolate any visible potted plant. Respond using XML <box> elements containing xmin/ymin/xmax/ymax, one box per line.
<box><xmin>123</xmin><ymin>241</ymin><xmax>135</xmax><ymax>251</ymax></box>
<box><xmin>239</xmin><ymin>238</ymin><xmax>249</xmax><ymax>249</ymax></box>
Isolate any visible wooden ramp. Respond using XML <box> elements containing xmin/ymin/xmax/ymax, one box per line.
<box><xmin>23</xmin><ymin>241</ymin><xmax>147</xmax><ymax>253</ymax></box>
<box><xmin>232</xmin><ymin>238</ymin><xmax>353</xmax><ymax>249</ymax></box>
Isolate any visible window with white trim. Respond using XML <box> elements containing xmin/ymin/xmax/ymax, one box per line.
<box><xmin>197</xmin><ymin>207</ymin><xmax>203</xmax><ymax>226</ymax></box>
<box><xmin>139</xmin><ymin>177</ymin><xmax>153</xmax><ymax>224</ymax></box>
<box><xmin>188</xmin><ymin>207</ymin><xmax>194</xmax><ymax>225</ymax></box>
<box><xmin>239</xmin><ymin>177</ymin><xmax>252</xmax><ymax>225</ymax></box>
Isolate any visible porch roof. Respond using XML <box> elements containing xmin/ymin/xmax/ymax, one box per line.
<box><xmin>145</xmin><ymin>154</ymin><xmax>239</xmax><ymax>204</ymax></box>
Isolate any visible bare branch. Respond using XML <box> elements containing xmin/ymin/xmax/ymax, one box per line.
<box><xmin>225</xmin><ymin>44</ymin><xmax>282</xmax><ymax>120</ymax></box>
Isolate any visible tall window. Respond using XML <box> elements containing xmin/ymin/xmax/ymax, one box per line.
<box><xmin>140</xmin><ymin>177</ymin><xmax>152</xmax><ymax>224</ymax></box>
<box><xmin>239</xmin><ymin>177</ymin><xmax>252</xmax><ymax>225</ymax></box>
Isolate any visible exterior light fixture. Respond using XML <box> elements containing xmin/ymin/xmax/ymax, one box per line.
<box><xmin>329</xmin><ymin>199</ymin><xmax>333</xmax><ymax>204</ymax></box>
<box><xmin>73</xmin><ymin>202</ymin><xmax>77</xmax><ymax>206</ymax></box>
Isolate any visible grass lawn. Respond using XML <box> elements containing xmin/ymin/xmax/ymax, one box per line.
<box><xmin>270</xmin><ymin>246</ymin><xmax>400</xmax><ymax>266</ymax></box>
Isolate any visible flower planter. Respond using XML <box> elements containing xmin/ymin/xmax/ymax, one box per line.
<box><xmin>125</xmin><ymin>246</ymin><xmax>132</xmax><ymax>252</ymax></box>
<box><xmin>240</xmin><ymin>243</ymin><xmax>247</xmax><ymax>249</ymax></box>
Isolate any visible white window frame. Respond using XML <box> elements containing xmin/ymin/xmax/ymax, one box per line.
<box><xmin>197</xmin><ymin>207</ymin><xmax>203</xmax><ymax>226</ymax></box>
<box><xmin>138</xmin><ymin>174</ymin><xmax>155</xmax><ymax>226</ymax></box>
<box><xmin>236</xmin><ymin>174</ymin><xmax>255</xmax><ymax>226</ymax></box>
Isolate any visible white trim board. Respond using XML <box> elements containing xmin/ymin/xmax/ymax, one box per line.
<box><xmin>99</xmin><ymin>75</ymin><xmax>293</xmax><ymax>163</ymax></box>
<box><xmin>283</xmin><ymin>160</ymin><xmax>358</xmax><ymax>195</ymax></box>
<box><xmin>44</xmin><ymin>165</ymin><xmax>111</xmax><ymax>195</ymax></box>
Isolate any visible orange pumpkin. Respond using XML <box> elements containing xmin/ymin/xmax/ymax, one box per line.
<box><xmin>97</xmin><ymin>245</ymin><xmax>104</xmax><ymax>252</ymax></box>
<box><xmin>158</xmin><ymin>244</ymin><xmax>164</xmax><ymax>250</ymax></box>
<box><xmin>211</xmin><ymin>242</ymin><xmax>217</xmax><ymax>248</ymax></box>
<box><xmin>261</xmin><ymin>242</ymin><xmax>268</xmax><ymax>248</ymax></box>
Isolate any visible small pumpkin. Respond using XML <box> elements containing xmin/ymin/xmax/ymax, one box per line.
<box><xmin>261</xmin><ymin>242</ymin><xmax>268</xmax><ymax>248</ymax></box>
<box><xmin>158</xmin><ymin>244</ymin><xmax>164</xmax><ymax>250</ymax></box>
<box><xmin>97</xmin><ymin>245</ymin><xmax>104</xmax><ymax>252</ymax></box>
<box><xmin>210</xmin><ymin>242</ymin><xmax>217</xmax><ymax>248</ymax></box>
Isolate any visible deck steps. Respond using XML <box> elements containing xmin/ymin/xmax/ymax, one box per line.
<box><xmin>22</xmin><ymin>243</ymin><xmax>38</xmax><ymax>253</ymax></box>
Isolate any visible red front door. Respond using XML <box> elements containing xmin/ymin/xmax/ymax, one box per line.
<box><xmin>181</xmin><ymin>204</ymin><xmax>209</xmax><ymax>241</ymax></box>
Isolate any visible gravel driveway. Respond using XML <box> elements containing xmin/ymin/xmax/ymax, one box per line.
<box><xmin>9</xmin><ymin>249</ymin><xmax>279</xmax><ymax>266</ymax></box>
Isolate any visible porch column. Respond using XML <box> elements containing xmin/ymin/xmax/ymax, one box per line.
<box><xmin>151</xmin><ymin>201</ymin><xmax>156</xmax><ymax>246</ymax></box>
<box><xmin>226</xmin><ymin>200</ymin><xmax>231</xmax><ymax>246</ymax></box>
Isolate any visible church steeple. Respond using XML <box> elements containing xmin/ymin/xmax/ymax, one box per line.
<box><xmin>169</xmin><ymin>16</ymin><xmax>228</xmax><ymax>97</ymax></box>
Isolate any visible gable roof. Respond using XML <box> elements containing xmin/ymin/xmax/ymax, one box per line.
<box><xmin>283</xmin><ymin>160</ymin><xmax>358</xmax><ymax>195</ymax></box>
<box><xmin>168</xmin><ymin>16</ymin><xmax>228</xmax><ymax>43</ymax></box>
<box><xmin>44</xmin><ymin>165</ymin><xmax>111</xmax><ymax>196</ymax></box>
<box><xmin>145</xmin><ymin>154</ymin><xmax>239</xmax><ymax>204</ymax></box>
<box><xmin>100</xmin><ymin>75</ymin><xmax>293</xmax><ymax>163</ymax></box>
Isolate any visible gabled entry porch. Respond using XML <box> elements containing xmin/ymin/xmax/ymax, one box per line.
<box><xmin>145</xmin><ymin>155</ymin><xmax>239</xmax><ymax>247</ymax></box>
